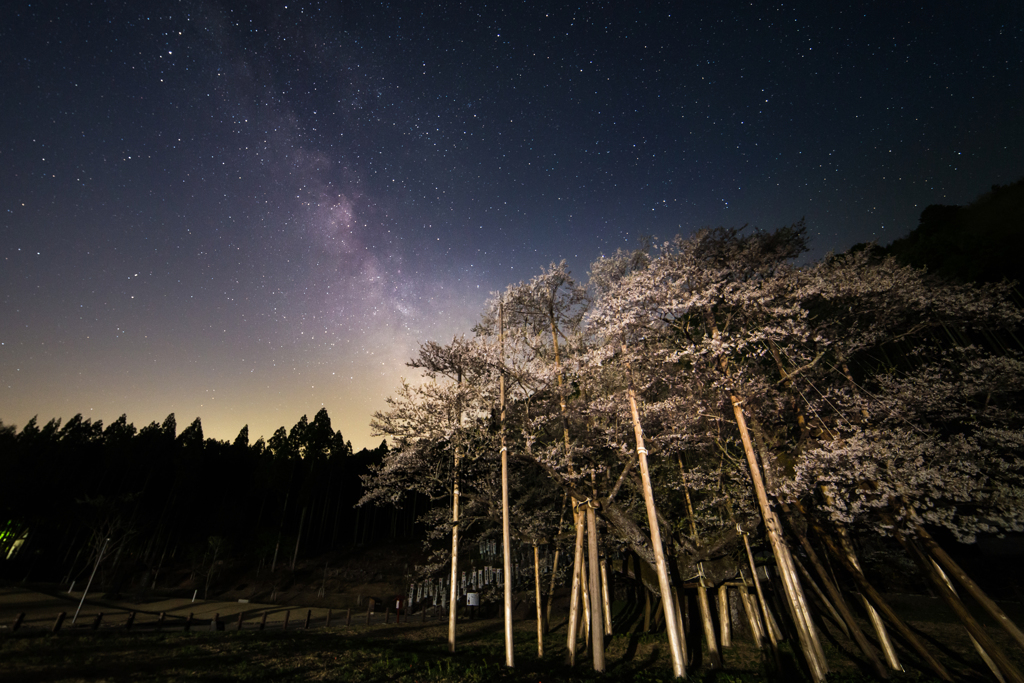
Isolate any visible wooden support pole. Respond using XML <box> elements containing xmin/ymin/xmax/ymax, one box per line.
<box><xmin>932</xmin><ymin>558</ymin><xmax>1007</xmax><ymax>683</ymax></box>
<box><xmin>813</xmin><ymin>525</ymin><xmax>952</xmax><ymax>682</ymax></box>
<box><xmin>587</xmin><ymin>503</ymin><xmax>606</xmax><ymax>672</ymax></box>
<box><xmin>792</xmin><ymin>553</ymin><xmax>845</xmax><ymax>638</ymax></box>
<box><xmin>600</xmin><ymin>559</ymin><xmax>613</xmax><ymax>636</ymax></box>
<box><xmin>260</xmin><ymin>611</ymin><xmax>267</xmax><ymax>631</ymax></box>
<box><xmin>697</xmin><ymin>579</ymin><xmax>722</xmax><ymax>668</ymax></box>
<box><xmin>580</xmin><ymin>548</ymin><xmax>592</xmax><ymax>646</ymax></box>
<box><xmin>671</xmin><ymin>587</ymin><xmax>689</xmax><ymax>666</ymax></box>
<box><xmin>624</xmin><ymin>348</ymin><xmax>686</xmax><ymax>679</ymax></box>
<box><xmin>237</xmin><ymin>612</ymin><xmax>244</xmax><ymax>631</ymax></box>
<box><xmin>837</xmin><ymin>534</ymin><xmax>902</xmax><ymax>673</ymax></box>
<box><xmin>782</xmin><ymin>505</ymin><xmax>887</xmax><ymax>678</ymax></box>
<box><xmin>92</xmin><ymin>612</ymin><xmax>103</xmax><ymax>630</ymax></box>
<box><xmin>741</xmin><ymin>530</ymin><xmax>778</xmax><ymax>651</ymax></box>
<box><xmin>738</xmin><ymin>582</ymin><xmax>764</xmax><ymax>646</ymax></box>
<box><xmin>534</xmin><ymin>544</ymin><xmax>544</xmax><ymax>658</ymax></box>
<box><xmin>283</xmin><ymin>610</ymin><xmax>290</xmax><ymax>630</ymax></box>
<box><xmin>52</xmin><ymin>612</ymin><xmax>66</xmax><ymax>633</ymax></box>
<box><xmin>731</xmin><ymin>396</ymin><xmax>826</xmax><ymax>681</ymax></box>
<box><xmin>718</xmin><ymin>584</ymin><xmax>732</xmax><ymax>648</ymax></box>
<box><xmin>448</xmin><ymin>451</ymin><xmax>461</xmax><ymax>653</ymax></box>
<box><xmin>304</xmin><ymin>609</ymin><xmax>312</xmax><ymax>629</ymax></box>
<box><xmin>901</xmin><ymin>536</ymin><xmax>1023</xmax><ymax>683</ymax></box>
<box><xmin>499</xmin><ymin>302</ymin><xmax>515</xmax><ymax>668</ymax></box>
<box><xmin>917</xmin><ymin>526</ymin><xmax>1024</xmax><ymax>653</ymax></box>
<box><xmin>12</xmin><ymin>613</ymin><xmax>25</xmax><ymax>632</ymax></box>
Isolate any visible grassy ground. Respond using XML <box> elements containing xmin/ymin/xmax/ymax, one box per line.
<box><xmin>0</xmin><ymin>621</ymin><xmax>783</xmax><ymax>682</ymax></box>
<box><xmin>3</xmin><ymin>581</ymin><xmax>1023</xmax><ymax>682</ymax></box>
<box><xmin>3</xmin><ymin>609</ymin><xmax>1017</xmax><ymax>683</ymax></box>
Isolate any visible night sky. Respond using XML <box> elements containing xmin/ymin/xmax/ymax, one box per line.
<box><xmin>2</xmin><ymin>1</ymin><xmax>1022</xmax><ymax>448</ymax></box>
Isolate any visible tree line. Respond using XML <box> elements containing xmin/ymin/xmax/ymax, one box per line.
<box><xmin>0</xmin><ymin>408</ymin><xmax>398</xmax><ymax>591</ymax></box>
<box><xmin>367</xmin><ymin>218</ymin><xmax>1024</xmax><ymax>679</ymax></box>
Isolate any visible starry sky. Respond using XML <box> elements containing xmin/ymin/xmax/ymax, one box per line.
<box><xmin>2</xmin><ymin>0</ymin><xmax>1022</xmax><ymax>448</ymax></box>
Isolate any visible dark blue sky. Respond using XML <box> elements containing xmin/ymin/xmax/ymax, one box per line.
<box><xmin>2</xmin><ymin>0</ymin><xmax>1022</xmax><ymax>447</ymax></box>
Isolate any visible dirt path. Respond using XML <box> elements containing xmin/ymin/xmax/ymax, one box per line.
<box><xmin>0</xmin><ymin>585</ymin><xmax>348</xmax><ymax>631</ymax></box>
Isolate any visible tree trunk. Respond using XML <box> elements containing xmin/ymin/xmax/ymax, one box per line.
<box><xmin>643</xmin><ymin>585</ymin><xmax>652</xmax><ymax>633</ymax></box>
<box><xmin>566</xmin><ymin>507</ymin><xmax>586</xmax><ymax>665</ymax></box>
<box><xmin>680</xmin><ymin>453</ymin><xmax>720</xmax><ymax>667</ymax></box>
<box><xmin>73</xmin><ymin>537</ymin><xmax>109</xmax><ymax>625</ymax></box>
<box><xmin>546</xmin><ymin>546</ymin><xmax>561</xmax><ymax>632</ymax></box>
<box><xmin>545</xmin><ymin>495</ymin><xmax>567</xmax><ymax>632</ymax></box>
<box><xmin>271</xmin><ymin>490</ymin><xmax>290</xmax><ymax>571</ymax></box>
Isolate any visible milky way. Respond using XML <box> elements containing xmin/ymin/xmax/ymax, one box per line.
<box><xmin>2</xmin><ymin>0</ymin><xmax>1022</xmax><ymax>447</ymax></box>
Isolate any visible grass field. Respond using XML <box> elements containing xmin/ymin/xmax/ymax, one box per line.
<box><xmin>3</xmin><ymin>611</ymin><xmax>1012</xmax><ymax>682</ymax></box>
<box><xmin>3</xmin><ymin>583</ymin><xmax>1022</xmax><ymax>682</ymax></box>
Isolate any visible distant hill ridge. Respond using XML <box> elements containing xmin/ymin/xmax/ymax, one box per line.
<box><xmin>882</xmin><ymin>177</ymin><xmax>1024</xmax><ymax>285</ymax></box>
